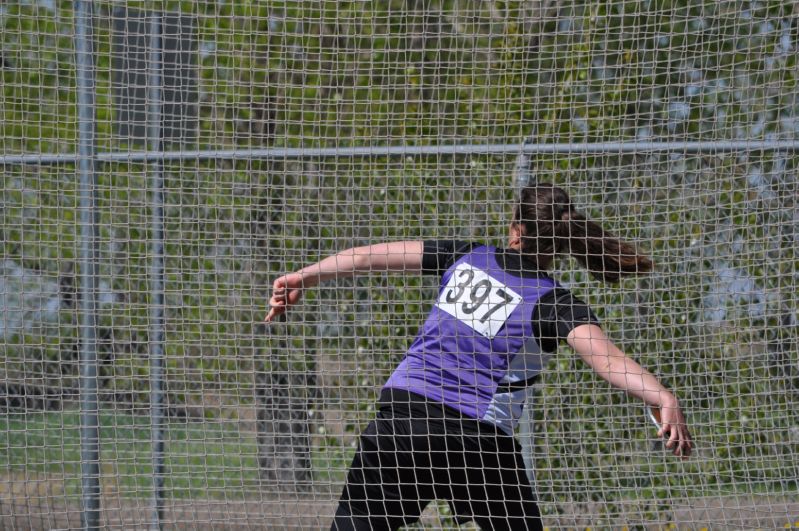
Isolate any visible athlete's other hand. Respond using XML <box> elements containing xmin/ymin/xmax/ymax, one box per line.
<box><xmin>659</xmin><ymin>403</ymin><xmax>692</xmax><ymax>459</ymax></box>
<box><xmin>265</xmin><ymin>273</ymin><xmax>305</xmax><ymax>322</ymax></box>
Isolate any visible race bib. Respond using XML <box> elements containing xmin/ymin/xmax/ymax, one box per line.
<box><xmin>436</xmin><ymin>263</ymin><xmax>523</xmax><ymax>338</ymax></box>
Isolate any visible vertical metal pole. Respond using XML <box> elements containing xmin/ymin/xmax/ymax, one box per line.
<box><xmin>148</xmin><ymin>12</ymin><xmax>166</xmax><ymax>531</ymax></box>
<box><xmin>514</xmin><ymin>138</ymin><xmax>535</xmax><ymax>190</ymax></box>
<box><xmin>75</xmin><ymin>1</ymin><xmax>101</xmax><ymax>530</ymax></box>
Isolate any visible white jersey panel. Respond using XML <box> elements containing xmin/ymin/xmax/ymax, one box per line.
<box><xmin>481</xmin><ymin>337</ymin><xmax>552</xmax><ymax>434</ymax></box>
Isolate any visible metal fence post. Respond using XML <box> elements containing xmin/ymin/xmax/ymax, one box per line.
<box><xmin>75</xmin><ymin>1</ymin><xmax>101</xmax><ymax>529</ymax></box>
<box><xmin>148</xmin><ymin>11</ymin><xmax>166</xmax><ymax>530</ymax></box>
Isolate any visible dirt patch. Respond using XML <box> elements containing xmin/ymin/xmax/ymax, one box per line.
<box><xmin>670</xmin><ymin>495</ymin><xmax>799</xmax><ymax>530</ymax></box>
<box><xmin>2</xmin><ymin>475</ymin><xmax>798</xmax><ymax>530</ymax></box>
<box><xmin>1</xmin><ymin>494</ymin><xmax>339</xmax><ymax>530</ymax></box>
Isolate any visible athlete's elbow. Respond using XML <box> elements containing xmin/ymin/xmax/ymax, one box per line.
<box><xmin>577</xmin><ymin>350</ymin><xmax>611</xmax><ymax>376</ymax></box>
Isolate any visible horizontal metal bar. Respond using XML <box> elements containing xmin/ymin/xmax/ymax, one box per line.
<box><xmin>3</xmin><ymin>140</ymin><xmax>799</xmax><ymax>165</ymax></box>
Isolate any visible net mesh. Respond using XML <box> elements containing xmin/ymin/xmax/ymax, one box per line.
<box><xmin>1</xmin><ymin>1</ymin><xmax>798</xmax><ymax>529</ymax></box>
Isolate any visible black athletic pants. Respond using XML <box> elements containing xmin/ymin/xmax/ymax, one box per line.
<box><xmin>331</xmin><ymin>396</ymin><xmax>542</xmax><ymax>531</ymax></box>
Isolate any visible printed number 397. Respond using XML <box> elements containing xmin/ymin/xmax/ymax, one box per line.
<box><xmin>439</xmin><ymin>266</ymin><xmax>521</xmax><ymax>339</ymax></box>
<box><xmin>445</xmin><ymin>268</ymin><xmax>514</xmax><ymax>323</ymax></box>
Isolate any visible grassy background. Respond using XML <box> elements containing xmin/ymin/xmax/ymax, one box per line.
<box><xmin>2</xmin><ymin>0</ymin><xmax>798</xmax><ymax>527</ymax></box>
<box><xmin>1</xmin><ymin>409</ymin><xmax>260</xmax><ymax>500</ymax></box>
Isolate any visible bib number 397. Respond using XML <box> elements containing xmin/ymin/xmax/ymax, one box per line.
<box><xmin>436</xmin><ymin>263</ymin><xmax>522</xmax><ymax>338</ymax></box>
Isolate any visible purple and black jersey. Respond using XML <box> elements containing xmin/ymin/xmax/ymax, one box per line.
<box><xmin>337</xmin><ymin>241</ymin><xmax>597</xmax><ymax>529</ymax></box>
<box><xmin>383</xmin><ymin>241</ymin><xmax>598</xmax><ymax>435</ymax></box>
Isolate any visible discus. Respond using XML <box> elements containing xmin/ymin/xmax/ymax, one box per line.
<box><xmin>646</xmin><ymin>405</ymin><xmax>665</xmax><ymax>451</ymax></box>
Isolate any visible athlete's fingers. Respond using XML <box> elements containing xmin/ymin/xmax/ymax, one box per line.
<box><xmin>678</xmin><ymin>427</ymin><xmax>693</xmax><ymax>459</ymax></box>
<box><xmin>679</xmin><ymin>441</ymin><xmax>691</xmax><ymax>459</ymax></box>
<box><xmin>272</xmin><ymin>290</ymin><xmax>286</xmax><ymax>302</ymax></box>
<box><xmin>266</xmin><ymin>274</ymin><xmax>304</xmax><ymax>323</ymax></box>
<box><xmin>274</xmin><ymin>273</ymin><xmax>303</xmax><ymax>290</ymax></box>
<box><xmin>666</xmin><ymin>424</ymin><xmax>679</xmax><ymax>452</ymax></box>
<box><xmin>265</xmin><ymin>304</ymin><xmax>285</xmax><ymax>323</ymax></box>
<box><xmin>666</xmin><ymin>424</ymin><xmax>691</xmax><ymax>459</ymax></box>
<box><xmin>265</xmin><ymin>292</ymin><xmax>288</xmax><ymax>322</ymax></box>
<box><xmin>271</xmin><ymin>277</ymin><xmax>288</xmax><ymax>295</ymax></box>
<box><xmin>675</xmin><ymin>437</ymin><xmax>688</xmax><ymax>458</ymax></box>
<box><xmin>270</xmin><ymin>275</ymin><xmax>292</xmax><ymax>304</ymax></box>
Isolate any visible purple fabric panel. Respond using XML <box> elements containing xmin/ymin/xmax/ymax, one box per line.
<box><xmin>383</xmin><ymin>246</ymin><xmax>557</xmax><ymax>422</ymax></box>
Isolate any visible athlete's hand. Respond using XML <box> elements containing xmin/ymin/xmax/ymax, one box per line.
<box><xmin>658</xmin><ymin>403</ymin><xmax>692</xmax><ymax>459</ymax></box>
<box><xmin>265</xmin><ymin>273</ymin><xmax>305</xmax><ymax>322</ymax></box>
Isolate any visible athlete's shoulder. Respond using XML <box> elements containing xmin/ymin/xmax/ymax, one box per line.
<box><xmin>534</xmin><ymin>287</ymin><xmax>601</xmax><ymax>350</ymax></box>
<box><xmin>421</xmin><ymin>240</ymin><xmax>483</xmax><ymax>276</ymax></box>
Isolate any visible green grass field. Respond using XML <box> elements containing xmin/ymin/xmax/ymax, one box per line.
<box><xmin>1</xmin><ymin>408</ymin><xmax>354</xmax><ymax>501</ymax></box>
<box><xmin>0</xmin><ymin>409</ymin><xmax>266</xmax><ymax>500</ymax></box>
<box><xmin>3</xmin><ymin>409</ymin><xmax>799</xmax><ymax>529</ymax></box>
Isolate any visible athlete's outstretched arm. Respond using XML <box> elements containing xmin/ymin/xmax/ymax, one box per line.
<box><xmin>265</xmin><ymin>241</ymin><xmax>424</xmax><ymax>323</ymax></box>
<box><xmin>567</xmin><ymin>324</ymin><xmax>693</xmax><ymax>458</ymax></box>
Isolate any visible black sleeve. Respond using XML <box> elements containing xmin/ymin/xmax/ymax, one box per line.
<box><xmin>421</xmin><ymin>240</ymin><xmax>476</xmax><ymax>276</ymax></box>
<box><xmin>532</xmin><ymin>288</ymin><xmax>600</xmax><ymax>353</ymax></box>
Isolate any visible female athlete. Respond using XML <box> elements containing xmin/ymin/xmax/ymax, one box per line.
<box><xmin>266</xmin><ymin>183</ymin><xmax>692</xmax><ymax>530</ymax></box>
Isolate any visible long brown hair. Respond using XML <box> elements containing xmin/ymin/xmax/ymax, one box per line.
<box><xmin>513</xmin><ymin>183</ymin><xmax>653</xmax><ymax>282</ymax></box>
